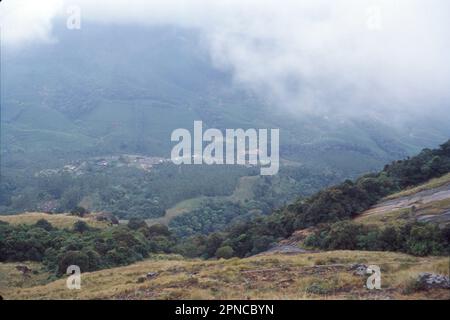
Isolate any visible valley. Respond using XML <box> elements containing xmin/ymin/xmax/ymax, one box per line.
<box><xmin>1</xmin><ymin>12</ymin><xmax>450</xmax><ymax>304</ymax></box>
<box><xmin>1</xmin><ymin>142</ymin><xmax>449</xmax><ymax>300</ymax></box>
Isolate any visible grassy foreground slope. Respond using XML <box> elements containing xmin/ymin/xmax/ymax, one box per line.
<box><xmin>0</xmin><ymin>261</ymin><xmax>51</xmax><ymax>292</ymax></box>
<box><xmin>1</xmin><ymin>251</ymin><xmax>448</xmax><ymax>300</ymax></box>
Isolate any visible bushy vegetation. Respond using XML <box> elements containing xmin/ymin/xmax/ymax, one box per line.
<box><xmin>1</xmin><ymin>140</ymin><xmax>449</xmax><ymax>271</ymax></box>
<box><xmin>290</xmin><ymin>140</ymin><xmax>450</xmax><ymax>228</ymax></box>
<box><xmin>168</xmin><ymin>165</ymin><xmax>344</xmax><ymax>238</ymax></box>
<box><xmin>173</xmin><ymin>212</ymin><xmax>294</xmax><ymax>258</ymax></box>
<box><xmin>169</xmin><ymin>200</ymin><xmax>256</xmax><ymax>238</ymax></box>
<box><xmin>0</xmin><ymin>160</ymin><xmax>342</xmax><ymax>222</ymax></box>
<box><xmin>304</xmin><ymin>221</ymin><xmax>450</xmax><ymax>256</ymax></box>
<box><xmin>0</xmin><ymin>219</ymin><xmax>175</xmax><ymax>275</ymax></box>
<box><xmin>179</xmin><ymin>140</ymin><xmax>450</xmax><ymax>258</ymax></box>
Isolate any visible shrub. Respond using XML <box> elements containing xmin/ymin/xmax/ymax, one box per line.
<box><xmin>147</xmin><ymin>223</ymin><xmax>171</xmax><ymax>237</ymax></box>
<box><xmin>306</xmin><ymin>282</ymin><xmax>331</xmax><ymax>295</ymax></box>
<box><xmin>57</xmin><ymin>251</ymin><xmax>89</xmax><ymax>275</ymax></box>
<box><xmin>70</xmin><ymin>206</ymin><xmax>88</xmax><ymax>217</ymax></box>
<box><xmin>306</xmin><ymin>221</ymin><xmax>449</xmax><ymax>257</ymax></box>
<box><xmin>73</xmin><ymin>221</ymin><xmax>89</xmax><ymax>233</ymax></box>
<box><xmin>127</xmin><ymin>218</ymin><xmax>147</xmax><ymax>231</ymax></box>
<box><xmin>323</xmin><ymin>221</ymin><xmax>364</xmax><ymax>250</ymax></box>
<box><xmin>34</xmin><ymin>219</ymin><xmax>53</xmax><ymax>231</ymax></box>
<box><xmin>215</xmin><ymin>246</ymin><xmax>234</xmax><ymax>259</ymax></box>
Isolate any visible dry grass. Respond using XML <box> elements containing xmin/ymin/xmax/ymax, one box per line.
<box><xmin>2</xmin><ymin>251</ymin><xmax>449</xmax><ymax>300</ymax></box>
<box><xmin>0</xmin><ymin>262</ymin><xmax>52</xmax><ymax>297</ymax></box>
<box><xmin>0</xmin><ymin>212</ymin><xmax>109</xmax><ymax>229</ymax></box>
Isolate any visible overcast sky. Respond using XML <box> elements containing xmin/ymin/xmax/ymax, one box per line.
<box><xmin>1</xmin><ymin>0</ymin><xmax>450</xmax><ymax>118</ymax></box>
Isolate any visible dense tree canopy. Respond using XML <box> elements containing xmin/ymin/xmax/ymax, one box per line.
<box><xmin>0</xmin><ymin>220</ymin><xmax>176</xmax><ymax>275</ymax></box>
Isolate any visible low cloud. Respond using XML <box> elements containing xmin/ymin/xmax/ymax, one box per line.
<box><xmin>0</xmin><ymin>0</ymin><xmax>64</xmax><ymax>46</ymax></box>
<box><xmin>2</xmin><ymin>0</ymin><xmax>450</xmax><ymax>117</ymax></box>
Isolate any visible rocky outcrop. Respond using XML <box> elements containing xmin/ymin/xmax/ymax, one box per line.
<box><xmin>349</xmin><ymin>264</ymin><xmax>368</xmax><ymax>276</ymax></box>
<box><xmin>417</xmin><ymin>210</ymin><xmax>450</xmax><ymax>224</ymax></box>
<box><xmin>263</xmin><ymin>245</ymin><xmax>310</xmax><ymax>255</ymax></box>
<box><xmin>15</xmin><ymin>265</ymin><xmax>32</xmax><ymax>275</ymax></box>
<box><xmin>136</xmin><ymin>272</ymin><xmax>159</xmax><ymax>283</ymax></box>
<box><xmin>417</xmin><ymin>273</ymin><xmax>450</xmax><ymax>290</ymax></box>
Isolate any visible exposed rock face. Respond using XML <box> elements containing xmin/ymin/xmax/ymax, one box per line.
<box><xmin>264</xmin><ymin>245</ymin><xmax>310</xmax><ymax>255</ymax></box>
<box><xmin>15</xmin><ymin>265</ymin><xmax>32</xmax><ymax>275</ymax></box>
<box><xmin>417</xmin><ymin>273</ymin><xmax>450</xmax><ymax>290</ymax></box>
<box><xmin>136</xmin><ymin>272</ymin><xmax>159</xmax><ymax>283</ymax></box>
<box><xmin>417</xmin><ymin>210</ymin><xmax>450</xmax><ymax>224</ymax></box>
<box><xmin>358</xmin><ymin>182</ymin><xmax>450</xmax><ymax>226</ymax></box>
<box><xmin>349</xmin><ymin>264</ymin><xmax>368</xmax><ymax>276</ymax></box>
<box><xmin>146</xmin><ymin>272</ymin><xmax>158</xmax><ymax>279</ymax></box>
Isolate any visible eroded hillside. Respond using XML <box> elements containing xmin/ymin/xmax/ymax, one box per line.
<box><xmin>355</xmin><ymin>173</ymin><xmax>450</xmax><ymax>227</ymax></box>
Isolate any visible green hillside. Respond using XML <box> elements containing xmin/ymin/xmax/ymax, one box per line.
<box><xmin>172</xmin><ymin>140</ymin><xmax>450</xmax><ymax>259</ymax></box>
<box><xmin>3</xmin><ymin>24</ymin><xmax>450</xmax><ymax>229</ymax></box>
<box><xmin>1</xmin><ymin>141</ymin><xmax>449</xmax><ymax>301</ymax></box>
<box><xmin>3</xmin><ymin>24</ymin><xmax>450</xmax><ymax>173</ymax></box>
